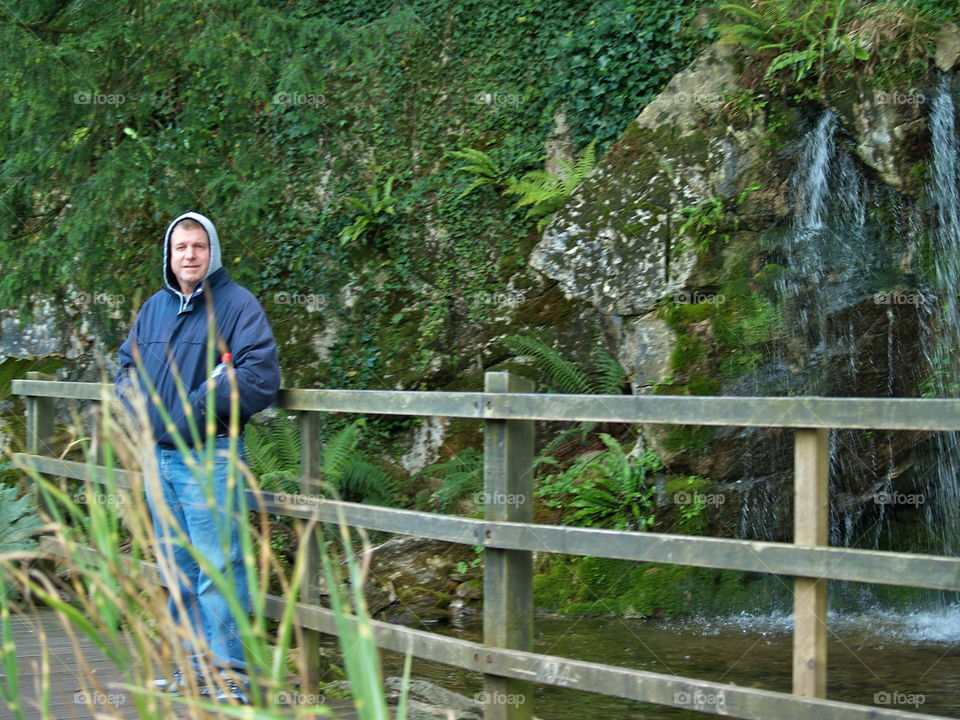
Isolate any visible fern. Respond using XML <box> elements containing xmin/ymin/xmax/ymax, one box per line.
<box><xmin>564</xmin><ymin>434</ymin><xmax>659</xmax><ymax>531</ymax></box>
<box><xmin>418</xmin><ymin>448</ymin><xmax>483</xmax><ymax>512</ymax></box>
<box><xmin>502</xmin><ymin>139</ymin><xmax>597</xmax><ymax>230</ymax></box>
<box><xmin>502</xmin><ymin>335</ymin><xmax>592</xmax><ymax>395</ymax></box>
<box><xmin>246</xmin><ymin>416</ymin><xmax>398</xmax><ymax>504</ymax></box>
<box><xmin>589</xmin><ymin>347</ymin><xmax>626</xmax><ymax>395</ymax></box>
<box><xmin>245</xmin><ymin>414</ymin><xmax>301</xmax><ymax>493</ymax></box>
<box><xmin>321</xmin><ymin>420</ymin><xmax>365</xmax><ymax>486</ymax></box>
<box><xmin>339</xmin><ymin>459</ymin><xmax>398</xmax><ymax>506</ymax></box>
<box><xmin>0</xmin><ymin>484</ymin><xmax>42</xmax><ymax>552</ymax></box>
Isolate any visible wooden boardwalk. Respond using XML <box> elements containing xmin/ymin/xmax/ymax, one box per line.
<box><xmin>1</xmin><ymin>609</ymin><xmax>357</xmax><ymax>720</ymax></box>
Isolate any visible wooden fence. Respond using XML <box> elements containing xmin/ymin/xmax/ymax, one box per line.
<box><xmin>12</xmin><ymin>370</ymin><xmax>960</xmax><ymax>720</ymax></box>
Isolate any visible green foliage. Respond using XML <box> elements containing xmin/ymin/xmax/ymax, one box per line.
<box><xmin>246</xmin><ymin>414</ymin><xmax>398</xmax><ymax>505</ymax></box>
<box><xmin>417</xmin><ymin>447</ymin><xmax>483</xmax><ymax>513</ymax></box>
<box><xmin>339</xmin><ymin>176</ymin><xmax>400</xmax><ymax>246</ymax></box>
<box><xmin>501</xmin><ymin>334</ymin><xmax>625</xmax><ymax>395</ymax></box>
<box><xmin>538</xmin><ymin>434</ymin><xmax>661</xmax><ymax>531</ymax></box>
<box><xmin>676</xmin><ymin>183</ymin><xmax>761</xmax><ymax>255</ymax></box>
<box><xmin>0</xmin><ymin>484</ymin><xmax>42</xmax><ymax>552</ymax></box>
<box><xmin>718</xmin><ymin>0</ymin><xmax>934</xmax><ymax>86</ymax></box>
<box><xmin>543</xmin><ymin>0</ymin><xmax>714</xmax><ymax>148</ymax></box>
<box><xmin>447</xmin><ymin>147</ymin><xmax>537</xmax><ymax>199</ymax></box>
<box><xmin>322</xmin><ymin>419</ymin><xmax>398</xmax><ymax>506</ymax></box>
<box><xmin>502</xmin><ymin>140</ymin><xmax>598</xmax><ymax>230</ymax></box>
<box><xmin>244</xmin><ymin>413</ymin><xmax>301</xmax><ymax>494</ymax></box>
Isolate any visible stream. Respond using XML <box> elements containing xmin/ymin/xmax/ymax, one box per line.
<box><xmin>377</xmin><ymin>608</ymin><xmax>960</xmax><ymax>718</ymax></box>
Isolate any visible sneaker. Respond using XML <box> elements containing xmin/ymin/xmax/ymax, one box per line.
<box><xmin>201</xmin><ymin>671</ymin><xmax>251</xmax><ymax>705</ymax></box>
<box><xmin>153</xmin><ymin>668</ymin><xmax>207</xmax><ymax>696</ymax></box>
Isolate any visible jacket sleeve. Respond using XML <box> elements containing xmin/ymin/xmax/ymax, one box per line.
<box><xmin>188</xmin><ymin>297</ymin><xmax>280</xmax><ymax>428</ymax></box>
<box><xmin>115</xmin><ymin>310</ymin><xmax>142</xmax><ymax>412</ymax></box>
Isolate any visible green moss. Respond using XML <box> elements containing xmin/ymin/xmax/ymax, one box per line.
<box><xmin>662</xmin><ymin>301</ymin><xmax>713</xmax><ymax>326</ymax></box>
<box><xmin>661</xmin><ymin>425</ymin><xmax>714</xmax><ymax>453</ymax></box>
<box><xmin>533</xmin><ymin>556</ymin><xmax>789</xmax><ymax>617</ymax></box>
<box><xmin>669</xmin><ymin>333</ymin><xmax>706</xmax><ymax>374</ymax></box>
<box><xmin>686</xmin><ymin>373</ymin><xmax>721</xmax><ymax>395</ymax></box>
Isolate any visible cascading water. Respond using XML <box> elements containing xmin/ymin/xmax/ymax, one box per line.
<box><xmin>918</xmin><ymin>73</ymin><xmax>960</xmax><ymax>558</ymax></box>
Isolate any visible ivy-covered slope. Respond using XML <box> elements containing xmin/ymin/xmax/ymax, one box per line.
<box><xmin>0</xmin><ymin>0</ymin><xmax>712</xmax><ymax>380</ymax></box>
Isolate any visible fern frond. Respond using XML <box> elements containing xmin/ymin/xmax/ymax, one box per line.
<box><xmin>339</xmin><ymin>458</ymin><xmax>398</xmax><ymax>506</ymax></box>
<box><xmin>502</xmin><ymin>335</ymin><xmax>591</xmax><ymax>394</ymax></box>
<box><xmin>589</xmin><ymin>347</ymin><xmax>626</xmax><ymax>395</ymax></box>
<box><xmin>322</xmin><ymin>419</ymin><xmax>364</xmax><ymax>484</ymax></box>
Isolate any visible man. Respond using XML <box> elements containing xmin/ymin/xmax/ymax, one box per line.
<box><xmin>116</xmin><ymin>211</ymin><xmax>280</xmax><ymax>704</ymax></box>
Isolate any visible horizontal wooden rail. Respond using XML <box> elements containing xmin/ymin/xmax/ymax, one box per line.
<box><xmin>35</xmin><ymin>538</ymin><xmax>938</xmax><ymax>720</ymax></box>
<box><xmin>14</xmin><ymin>379</ymin><xmax>960</xmax><ymax>429</ymax></box>
<box><xmin>15</xmin><ymin>452</ymin><xmax>960</xmax><ymax>592</ymax></box>
<box><xmin>16</xmin><ymin>376</ymin><xmax>959</xmax><ymax>720</ymax></box>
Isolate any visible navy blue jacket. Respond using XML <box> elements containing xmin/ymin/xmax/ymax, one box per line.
<box><xmin>116</xmin><ymin>212</ymin><xmax>280</xmax><ymax>448</ymax></box>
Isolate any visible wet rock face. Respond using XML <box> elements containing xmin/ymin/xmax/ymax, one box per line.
<box><xmin>530</xmin><ymin>43</ymin><xmax>768</xmax><ymax>319</ymax></box>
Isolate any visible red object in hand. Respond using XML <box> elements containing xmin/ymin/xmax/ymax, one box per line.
<box><xmin>221</xmin><ymin>352</ymin><xmax>232</xmax><ymax>363</ymax></box>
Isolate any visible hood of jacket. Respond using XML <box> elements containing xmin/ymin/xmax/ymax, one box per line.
<box><xmin>162</xmin><ymin>211</ymin><xmax>224</xmax><ymax>300</ymax></box>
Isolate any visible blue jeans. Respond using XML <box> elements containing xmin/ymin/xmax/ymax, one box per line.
<box><xmin>148</xmin><ymin>437</ymin><xmax>249</xmax><ymax>672</ymax></box>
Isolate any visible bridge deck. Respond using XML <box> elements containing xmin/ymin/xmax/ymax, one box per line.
<box><xmin>2</xmin><ymin>608</ymin><xmax>356</xmax><ymax>720</ymax></box>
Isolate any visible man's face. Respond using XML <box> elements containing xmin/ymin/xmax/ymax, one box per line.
<box><xmin>169</xmin><ymin>224</ymin><xmax>210</xmax><ymax>295</ymax></box>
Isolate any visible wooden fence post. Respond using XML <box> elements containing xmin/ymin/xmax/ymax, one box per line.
<box><xmin>298</xmin><ymin>410</ymin><xmax>323</xmax><ymax>696</ymax></box>
<box><xmin>792</xmin><ymin>427</ymin><xmax>829</xmax><ymax>698</ymax></box>
<box><xmin>25</xmin><ymin>372</ymin><xmax>56</xmax><ymax>457</ymax></box>
<box><xmin>483</xmin><ymin>371</ymin><xmax>535</xmax><ymax>720</ymax></box>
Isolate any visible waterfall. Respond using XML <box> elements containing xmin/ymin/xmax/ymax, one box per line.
<box><xmin>920</xmin><ymin>73</ymin><xmax>960</xmax><ymax>558</ymax></box>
